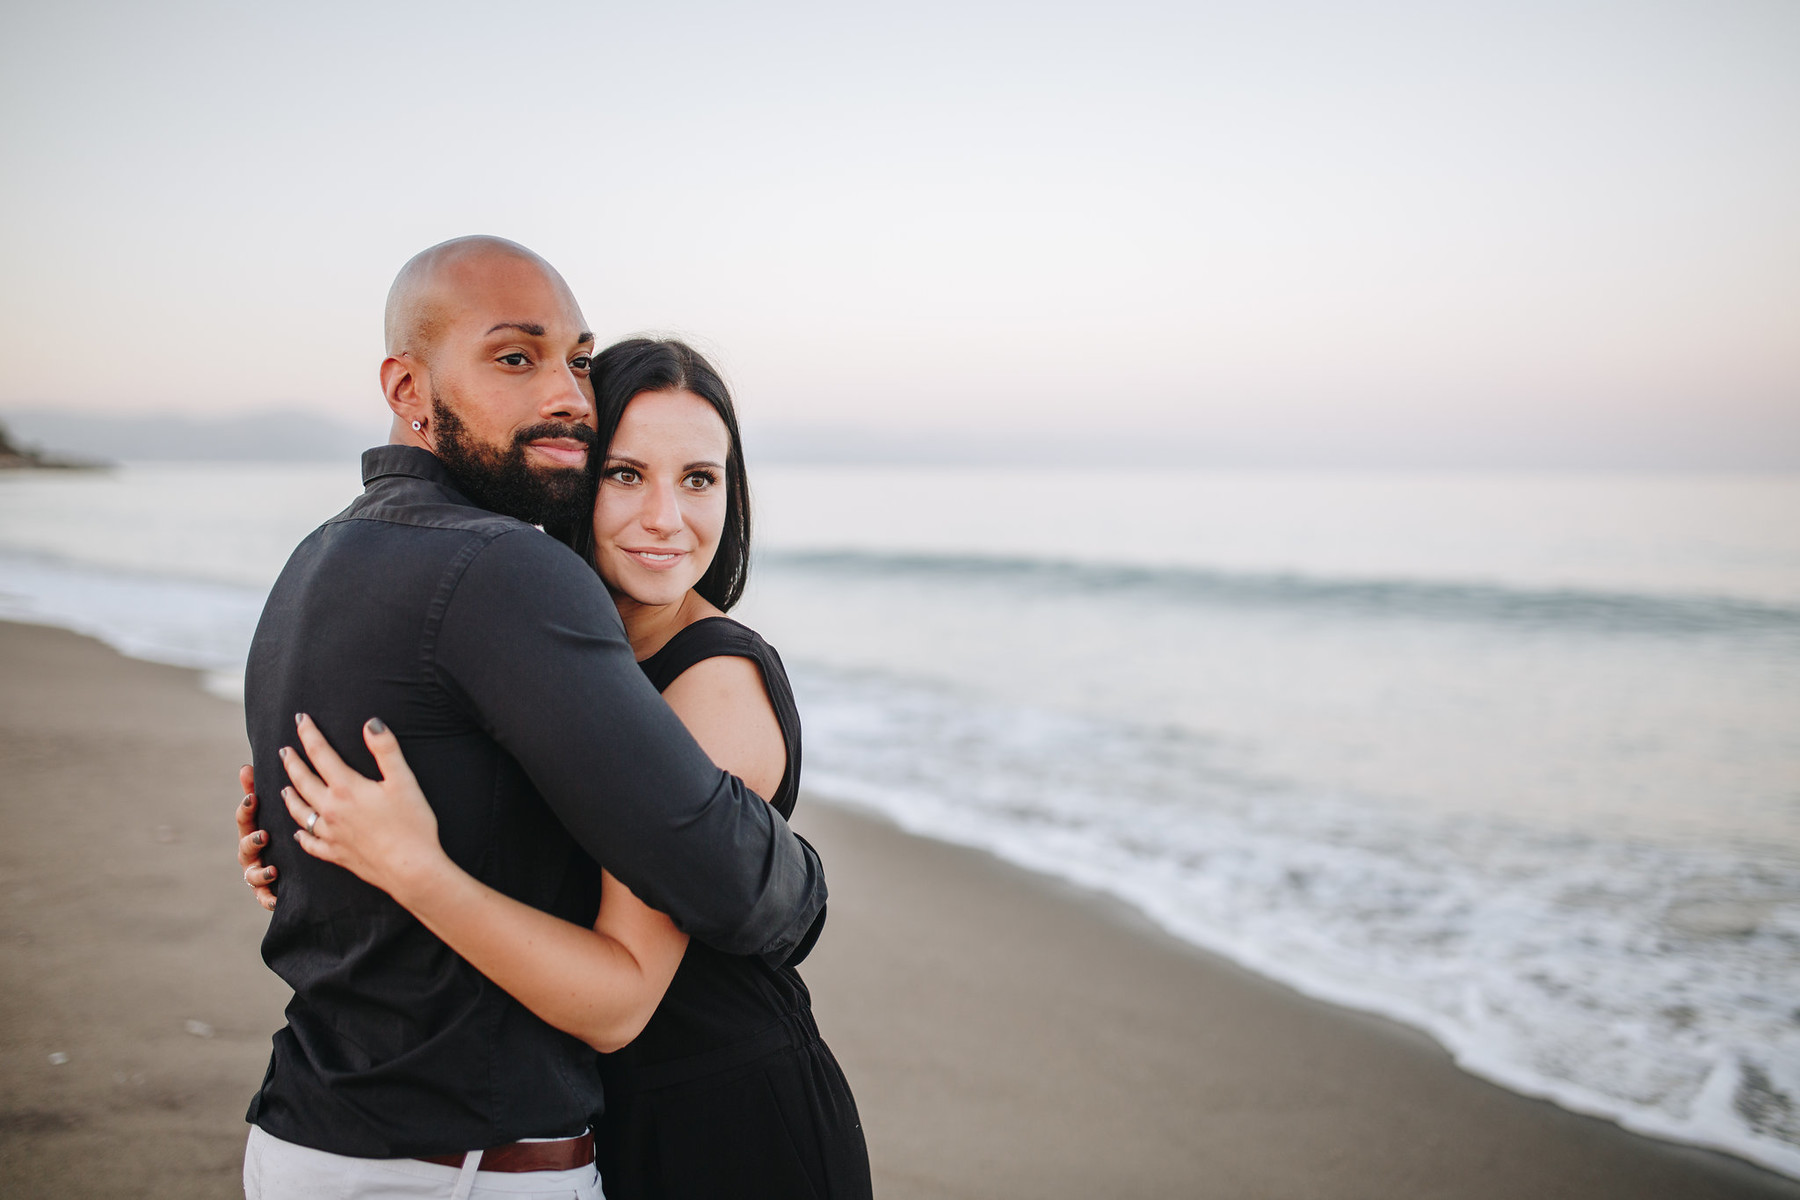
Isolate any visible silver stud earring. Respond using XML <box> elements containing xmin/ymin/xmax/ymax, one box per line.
<box><xmin>412</xmin><ymin>420</ymin><xmax>423</xmax><ymax>432</ymax></box>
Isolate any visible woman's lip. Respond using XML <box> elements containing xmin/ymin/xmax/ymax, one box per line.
<box><xmin>526</xmin><ymin>440</ymin><xmax>589</xmax><ymax>468</ymax></box>
<box><xmin>620</xmin><ymin>548</ymin><xmax>688</xmax><ymax>570</ymax></box>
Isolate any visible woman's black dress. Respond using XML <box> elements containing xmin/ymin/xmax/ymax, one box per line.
<box><xmin>595</xmin><ymin>617</ymin><xmax>872</xmax><ymax>1200</ymax></box>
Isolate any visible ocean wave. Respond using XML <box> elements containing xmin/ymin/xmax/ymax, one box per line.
<box><xmin>761</xmin><ymin>549</ymin><xmax>1800</xmax><ymax>640</ymax></box>
<box><xmin>0</xmin><ymin>549</ymin><xmax>262</xmax><ymax>697</ymax></box>
<box><xmin>790</xmin><ymin>661</ymin><xmax>1800</xmax><ymax>1180</ymax></box>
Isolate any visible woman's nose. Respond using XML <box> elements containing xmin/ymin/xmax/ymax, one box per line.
<box><xmin>641</xmin><ymin>484</ymin><xmax>683</xmax><ymax>535</ymax></box>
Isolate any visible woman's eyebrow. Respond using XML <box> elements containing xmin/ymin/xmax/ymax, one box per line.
<box><xmin>604</xmin><ymin>455</ymin><xmax>725</xmax><ymax>471</ymax></box>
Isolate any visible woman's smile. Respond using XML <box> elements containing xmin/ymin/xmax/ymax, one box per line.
<box><xmin>621</xmin><ymin>547</ymin><xmax>690</xmax><ymax>570</ymax></box>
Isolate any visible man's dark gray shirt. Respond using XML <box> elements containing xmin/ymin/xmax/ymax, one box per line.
<box><xmin>243</xmin><ymin>445</ymin><xmax>827</xmax><ymax>1159</ymax></box>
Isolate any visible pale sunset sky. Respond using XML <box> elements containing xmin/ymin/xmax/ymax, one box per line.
<box><xmin>1</xmin><ymin>0</ymin><xmax>1795</xmax><ymax>466</ymax></box>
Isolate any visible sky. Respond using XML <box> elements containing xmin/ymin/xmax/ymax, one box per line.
<box><xmin>1</xmin><ymin>0</ymin><xmax>1796</xmax><ymax>467</ymax></box>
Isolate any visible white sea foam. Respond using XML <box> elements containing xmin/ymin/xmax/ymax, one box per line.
<box><xmin>792</xmin><ymin>667</ymin><xmax>1800</xmax><ymax>1179</ymax></box>
<box><xmin>0</xmin><ymin>549</ymin><xmax>262</xmax><ymax>699</ymax></box>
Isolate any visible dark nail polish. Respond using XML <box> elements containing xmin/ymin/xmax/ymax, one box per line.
<box><xmin>241</xmin><ymin>794</ymin><xmax>253</xmax><ymax>808</ymax></box>
<box><xmin>252</xmin><ymin>831</ymin><xmax>267</xmax><ymax>846</ymax></box>
<box><xmin>294</xmin><ymin>712</ymin><xmax>305</xmax><ymax>727</ymax></box>
<box><xmin>367</xmin><ymin>717</ymin><xmax>387</xmax><ymax>735</ymax></box>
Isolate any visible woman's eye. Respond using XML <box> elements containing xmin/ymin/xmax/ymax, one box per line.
<box><xmin>605</xmin><ymin>467</ymin><xmax>640</xmax><ymax>485</ymax></box>
<box><xmin>497</xmin><ymin>352</ymin><xmax>529</xmax><ymax>367</ymax></box>
<box><xmin>685</xmin><ymin>471</ymin><xmax>719</xmax><ymax>490</ymax></box>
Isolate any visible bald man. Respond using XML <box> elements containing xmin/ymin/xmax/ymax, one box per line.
<box><xmin>375</xmin><ymin>237</ymin><xmax>599</xmax><ymax>528</ymax></box>
<box><xmin>238</xmin><ymin>237</ymin><xmax>826</xmax><ymax>1199</ymax></box>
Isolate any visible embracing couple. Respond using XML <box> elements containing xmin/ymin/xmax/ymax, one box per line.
<box><xmin>232</xmin><ymin>236</ymin><xmax>872</xmax><ymax>1199</ymax></box>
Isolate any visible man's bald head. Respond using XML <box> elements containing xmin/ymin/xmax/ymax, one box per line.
<box><xmin>383</xmin><ymin>235</ymin><xmax>575</xmax><ymax>365</ymax></box>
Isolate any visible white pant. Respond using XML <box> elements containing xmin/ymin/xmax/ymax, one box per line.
<box><xmin>244</xmin><ymin>1125</ymin><xmax>604</xmax><ymax>1200</ymax></box>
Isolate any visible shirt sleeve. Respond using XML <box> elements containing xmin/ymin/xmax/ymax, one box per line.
<box><xmin>431</xmin><ymin>528</ymin><xmax>827</xmax><ymax>965</ymax></box>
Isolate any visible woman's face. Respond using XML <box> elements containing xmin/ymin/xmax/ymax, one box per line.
<box><xmin>591</xmin><ymin>387</ymin><xmax>731</xmax><ymax>608</ymax></box>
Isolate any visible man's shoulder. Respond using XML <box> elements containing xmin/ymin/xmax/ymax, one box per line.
<box><xmin>451</xmin><ymin>521</ymin><xmax>604</xmax><ymax>591</ymax></box>
<box><xmin>430</xmin><ymin>522</ymin><xmax>623</xmax><ymax>660</ymax></box>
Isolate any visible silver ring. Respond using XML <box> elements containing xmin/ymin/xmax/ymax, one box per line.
<box><xmin>306</xmin><ymin>811</ymin><xmax>319</xmax><ymax>835</ymax></box>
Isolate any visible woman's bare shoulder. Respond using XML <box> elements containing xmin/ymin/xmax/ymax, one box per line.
<box><xmin>659</xmin><ymin>642</ymin><xmax>786</xmax><ymax>800</ymax></box>
<box><xmin>662</xmin><ymin>649</ymin><xmax>769</xmax><ymax>701</ymax></box>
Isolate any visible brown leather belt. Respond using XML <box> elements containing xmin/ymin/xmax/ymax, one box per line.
<box><xmin>416</xmin><ymin>1131</ymin><xmax>593</xmax><ymax>1173</ymax></box>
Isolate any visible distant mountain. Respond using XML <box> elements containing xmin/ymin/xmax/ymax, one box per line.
<box><xmin>0</xmin><ymin>416</ymin><xmax>108</xmax><ymax>469</ymax></box>
<box><xmin>0</xmin><ymin>408</ymin><xmax>386</xmax><ymax>464</ymax></box>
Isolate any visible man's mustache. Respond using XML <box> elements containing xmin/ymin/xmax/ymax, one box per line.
<box><xmin>512</xmin><ymin>421</ymin><xmax>601</xmax><ymax>457</ymax></box>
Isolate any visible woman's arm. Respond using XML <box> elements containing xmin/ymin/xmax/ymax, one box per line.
<box><xmin>237</xmin><ymin>765</ymin><xmax>278</xmax><ymax>910</ymax></box>
<box><xmin>280</xmin><ymin>651</ymin><xmax>788</xmax><ymax>1053</ymax></box>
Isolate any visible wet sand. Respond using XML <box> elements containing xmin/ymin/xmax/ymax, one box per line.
<box><xmin>2</xmin><ymin>619</ymin><xmax>1796</xmax><ymax>1198</ymax></box>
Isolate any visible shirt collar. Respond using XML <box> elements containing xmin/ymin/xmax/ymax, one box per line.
<box><xmin>360</xmin><ymin>444</ymin><xmax>456</xmax><ymax>489</ymax></box>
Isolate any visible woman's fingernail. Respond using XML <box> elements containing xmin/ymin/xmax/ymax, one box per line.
<box><xmin>281</xmin><ymin>787</ymin><xmax>295</xmax><ymax>802</ymax></box>
<box><xmin>241</xmin><ymin>794</ymin><xmax>254</xmax><ymax>809</ymax></box>
<box><xmin>252</xmin><ymin>831</ymin><xmax>267</xmax><ymax>846</ymax></box>
<box><xmin>277</xmin><ymin>746</ymin><xmax>289</xmax><ymax>759</ymax></box>
<box><xmin>366</xmin><ymin>717</ymin><xmax>387</xmax><ymax>735</ymax></box>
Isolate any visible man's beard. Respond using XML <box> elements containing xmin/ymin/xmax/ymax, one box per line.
<box><xmin>429</xmin><ymin>392</ymin><xmax>598</xmax><ymax>528</ymax></box>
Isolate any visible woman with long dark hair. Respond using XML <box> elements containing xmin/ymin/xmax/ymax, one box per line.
<box><xmin>241</xmin><ymin>338</ymin><xmax>871</xmax><ymax>1199</ymax></box>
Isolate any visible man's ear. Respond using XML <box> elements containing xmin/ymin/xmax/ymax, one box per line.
<box><xmin>381</xmin><ymin>354</ymin><xmax>431</xmax><ymax>447</ymax></box>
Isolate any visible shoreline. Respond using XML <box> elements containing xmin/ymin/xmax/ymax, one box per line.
<box><xmin>792</xmin><ymin>796</ymin><xmax>1800</xmax><ymax>1199</ymax></box>
<box><xmin>806</xmin><ymin>782</ymin><xmax>1800</xmax><ymax>1183</ymax></box>
<box><xmin>2</xmin><ymin>618</ymin><xmax>1797</xmax><ymax>1197</ymax></box>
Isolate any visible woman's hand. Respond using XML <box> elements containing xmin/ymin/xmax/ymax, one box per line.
<box><xmin>279</xmin><ymin>715</ymin><xmax>451</xmax><ymax>905</ymax></box>
<box><xmin>280</xmin><ymin>713</ymin><xmax>682</xmax><ymax>1053</ymax></box>
<box><xmin>237</xmin><ymin>764</ymin><xmax>277</xmax><ymax>911</ymax></box>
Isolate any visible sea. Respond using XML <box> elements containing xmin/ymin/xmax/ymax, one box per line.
<box><xmin>2</xmin><ymin>461</ymin><xmax>1797</xmax><ymax>1178</ymax></box>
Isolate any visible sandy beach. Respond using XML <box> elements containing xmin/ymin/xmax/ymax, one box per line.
<box><xmin>3</xmin><ymin>618</ymin><xmax>1797</xmax><ymax>1199</ymax></box>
